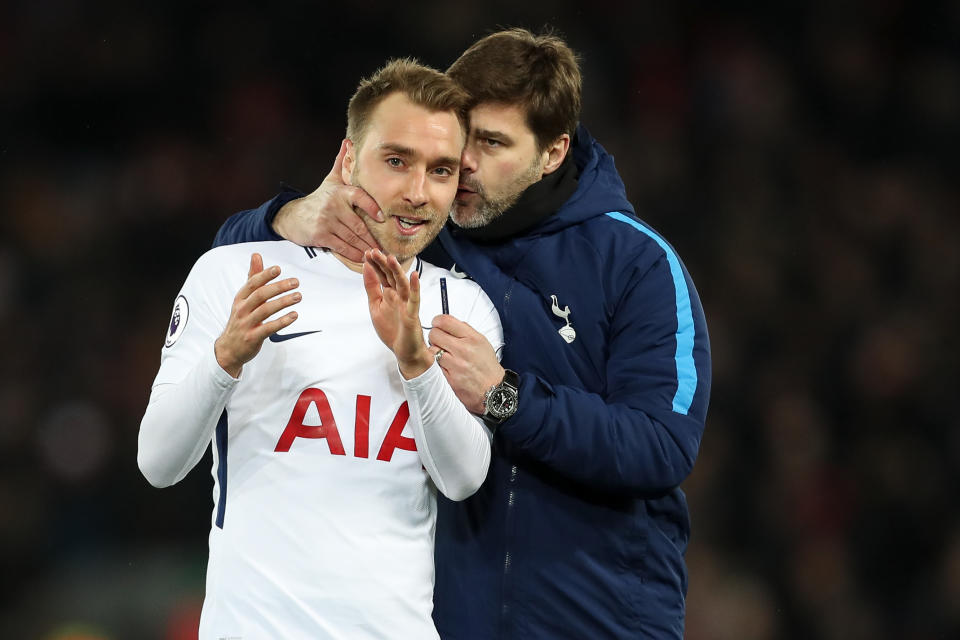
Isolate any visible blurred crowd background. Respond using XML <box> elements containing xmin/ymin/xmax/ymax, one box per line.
<box><xmin>1</xmin><ymin>1</ymin><xmax>958</xmax><ymax>638</ymax></box>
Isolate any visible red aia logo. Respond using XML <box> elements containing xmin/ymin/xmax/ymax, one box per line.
<box><xmin>275</xmin><ymin>388</ymin><xmax>416</xmax><ymax>462</ymax></box>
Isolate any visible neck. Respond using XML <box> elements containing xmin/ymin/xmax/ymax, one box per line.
<box><xmin>332</xmin><ymin>251</ymin><xmax>414</xmax><ymax>273</ymax></box>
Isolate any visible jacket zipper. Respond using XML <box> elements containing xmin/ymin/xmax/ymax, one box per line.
<box><xmin>500</xmin><ymin>464</ymin><xmax>519</xmax><ymax>632</ymax></box>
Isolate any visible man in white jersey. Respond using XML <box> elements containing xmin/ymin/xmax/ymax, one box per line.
<box><xmin>138</xmin><ymin>59</ymin><xmax>503</xmax><ymax>639</ymax></box>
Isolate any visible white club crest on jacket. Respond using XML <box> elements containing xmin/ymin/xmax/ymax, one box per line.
<box><xmin>550</xmin><ymin>295</ymin><xmax>576</xmax><ymax>344</ymax></box>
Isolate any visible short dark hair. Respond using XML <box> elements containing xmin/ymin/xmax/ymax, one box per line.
<box><xmin>446</xmin><ymin>28</ymin><xmax>582</xmax><ymax>151</ymax></box>
<box><xmin>346</xmin><ymin>58</ymin><xmax>470</xmax><ymax>146</ymax></box>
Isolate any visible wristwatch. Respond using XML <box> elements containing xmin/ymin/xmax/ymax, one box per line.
<box><xmin>481</xmin><ymin>369</ymin><xmax>520</xmax><ymax>429</ymax></box>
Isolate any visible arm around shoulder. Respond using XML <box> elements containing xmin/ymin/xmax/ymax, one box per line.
<box><xmin>212</xmin><ymin>187</ymin><xmax>303</xmax><ymax>248</ymax></box>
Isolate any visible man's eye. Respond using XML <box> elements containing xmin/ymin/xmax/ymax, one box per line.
<box><xmin>387</xmin><ymin>157</ymin><xmax>404</xmax><ymax>167</ymax></box>
<box><xmin>483</xmin><ymin>138</ymin><xmax>501</xmax><ymax>148</ymax></box>
<box><xmin>433</xmin><ymin>167</ymin><xmax>453</xmax><ymax>177</ymax></box>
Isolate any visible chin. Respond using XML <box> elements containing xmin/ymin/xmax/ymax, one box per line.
<box><xmin>382</xmin><ymin>239</ymin><xmax>425</xmax><ymax>263</ymax></box>
<box><xmin>450</xmin><ymin>205</ymin><xmax>481</xmax><ymax>229</ymax></box>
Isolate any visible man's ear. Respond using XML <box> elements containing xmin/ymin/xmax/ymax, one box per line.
<box><xmin>541</xmin><ymin>133</ymin><xmax>571</xmax><ymax>176</ymax></box>
<box><xmin>341</xmin><ymin>139</ymin><xmax>355</xmax><ymax>184</ymax></box>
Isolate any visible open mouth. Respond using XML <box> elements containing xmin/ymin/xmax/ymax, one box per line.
<box><xmin>397</xmin><ymin>216</ymin><xmax>425</xmax><ymax>229</ymax></box>
<box><xmin>394</xmin><ymin>216</ymin><xmax>427</xmax><ymax>235</ymax></box>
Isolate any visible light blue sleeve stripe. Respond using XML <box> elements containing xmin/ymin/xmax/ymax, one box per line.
<box><xmin>605</xmin><ymin>212</ymin><xmax>697</xmax><ymax>415</ymax></box>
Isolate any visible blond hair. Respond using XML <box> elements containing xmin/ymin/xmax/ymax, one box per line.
<box><xmin>346</xmin><ymin>58</ymin><xmax>469</xmax><ymax>146</ymax></box>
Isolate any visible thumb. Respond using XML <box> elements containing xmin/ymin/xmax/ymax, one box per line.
<box><xmin>324</xmin><ymin>139</ymin><xmax>349</xmax><ymax>186</ymax></box>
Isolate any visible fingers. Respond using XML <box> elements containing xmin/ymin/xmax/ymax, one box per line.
<box><xmin>238</xmin><ymin>263</ymin><xmax>282</xmax><ymax>299</ymax></box>
<box><xmin>329</xmin><ymin>239</ymin><xmax>366</xmax><ymax>265</ymax></box>
<box><xmin>217</xmin><ymin>262</ymin><xmax>300</xmax><ymax>376</ymax></box>
<box><xmin>248</xmin><ymin>253</ymin><xmax>264</xmax><ymax>279</ymax></box>
<box><xmin>363</xmin><ymin>250</ymin><xmax>421</xmax><ymax>329</ymax></box>
<box><xmin>344</xmin><ymin>185</ymin><xmax>383</xmax><ymax>236</ymax></box>
<box><xmin>408</xmin><ymin>270</ymin><xmax>421</xmax><ymax>315</ymax></box>
<box><xmin>363</xmin><ymin>250</ymin><xmax>392</xmax><ymax>289</ymax></box>
<box><xmin>364</xmin><ymin>249</ymin><xmax>401</xmax><ymax>289</ymax></box>
<box><xmin>348</xmin><ymin>185</ymin><xmax>383</xmax><ymax>223</ymax></box>
<box><xmin>427</xmin><ymin>326</ymin><xmax>455</xmax><ymax>354</ymax></box>
<box><xmin>257</xmin><ymin>310</ymin><xmax>299</xmax><ymax>339</ymax></box>
<box><xmin>239</xmin><ymin>275</ymin><xmax>299</xmax><ymax>315</ymax></box>
<box><xmin>364</xmin><ymin>250</ymin><xmax>413</xmax><ymax>300</ymax></box>
<box><xmin>427</xmin><ymin>344</ymin><xmax>449</xmax><ymax>372</ymax></box>
<box><xmin>431</xmin><ymin>313</ymin><xmax>481</xmax><ymax>339</ymax></box>
<box><xmin>340</xmin><ymin>215</ymin><xmax>381</xmax><ymax>252</ymax></box>
<box><xmin>427</xmin><ymin>318</ymin><xmax>484</xmax><ymax>354</ymax></box>
<box><xmin>247</xmin><ymin>290</ymin><xmax>302</xmax><ymax>325</ymax></box>
<box><xmin>328</xmin><ymin>201</ymin><xmax>382</xmax><ymax>257</ymax></box>
<box><xmin>385</xmin><ymin>253</ymin><xmax>410</xmax><ymax>300</ymax></box>
<box><xmin>362</xmin><ymin>261</ymin><xmax>383</xmax><ymax>306</ymax></box>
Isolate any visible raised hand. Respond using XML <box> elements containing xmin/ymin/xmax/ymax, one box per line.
<box><xmin>214</xmin><ymin>253</ymin><xmax>301</xmax><ymax>377</ymax></box>
<box><xmin>362</xmin><ymin>249</ymin><xmax>436</xmax><ymax>379</ymax></box>
<box><xmin>272</xmin><ymin>139</ymin><xmax>384</xmax><ymax>262</ymax></box>
<box><xmin>428</xmin><ymin>315</ymin><xmax>504</xmax><ymax>414</ymax></box>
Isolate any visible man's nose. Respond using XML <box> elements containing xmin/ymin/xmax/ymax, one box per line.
<box><xmin>460</xmin><ymin>147</ymin><xmax>477</xmax><ymax>175</ymax></box>
<box><xmin>404</xmin><ymin>171</ymin><xmax>428</xmax><ymax>208</ymax></box>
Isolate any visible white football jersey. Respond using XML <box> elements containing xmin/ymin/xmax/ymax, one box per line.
<box><xmin>141</xmin><ymin>241</ymin><xmax>502</xmax><ymax>640</ymax></box>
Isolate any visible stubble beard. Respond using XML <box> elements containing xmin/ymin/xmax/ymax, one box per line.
<box><xmin>451</xmin><ymin>156</ymin><xmax>544</xmax><ymax>229</ymax></box>
<box><xmin>352</xmin><ymin>164</ymin><xmax>444</xmax><ymax>262</ymax></box>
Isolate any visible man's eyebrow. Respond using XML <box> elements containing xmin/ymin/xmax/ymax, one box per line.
<box><xmin>474</xmin><ymin>128</ymin><xmax>514</xmax><ymax>145</ymax></box>
<box><xmin>377</xmin><ymin>142</ymin><xmax>417</xmax><ymax>157</ymax></box>
<box><xmin>434</xmin><ymin>156</ymin><xmax>461</xmax><ymax>168</ymax></box>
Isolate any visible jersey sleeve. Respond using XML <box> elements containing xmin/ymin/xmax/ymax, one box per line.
<box><xmin>400</xmin><ymin>282</ymin><xmax>503</xmax><ymax>501</ymax></box>
<box><xmin>401</xmin><ymin>363</ymin><xmax>491</xmax><ymax>501</ymax></box>
<box><xmin>137</xmin><ymin>252</ymin><xmax>241</xmax><ymax>488</ymax></box>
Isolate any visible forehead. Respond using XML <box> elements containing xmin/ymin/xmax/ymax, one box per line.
<box><xmin>468</xmin><ymin>102</ymin><xmax>534</xmax><ymax>138</ymax></box>
<box><xmin>362</xmin><ymin>92</ymin><xmax>464</xmax><ymax>156</ymax></box>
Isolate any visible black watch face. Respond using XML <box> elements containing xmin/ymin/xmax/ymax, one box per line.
<box><xmin>489</xmin><ymin>388</ymin><xmax>517</xmax><ymax>419</ymax></box>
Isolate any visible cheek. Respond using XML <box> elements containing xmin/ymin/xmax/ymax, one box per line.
<box><xmin>429</xmin><ymin>181</ymin><xmax>459</xmax><ymax>209</ymax></box>
<box><xmin>486</xmin><ymin>159</ymin><xmax>523</xmax><ymax>195</ymax></box>
<box><xmin>358</xmin><ymin>167</ymin><xmax>398</xmax><ymax>202</ymax></box>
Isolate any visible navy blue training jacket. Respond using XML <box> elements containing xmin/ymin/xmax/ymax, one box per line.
<box><xmin>213</xmin><ymin>125</ymin><xmax>711</xmax><ymax>639</ymax></box>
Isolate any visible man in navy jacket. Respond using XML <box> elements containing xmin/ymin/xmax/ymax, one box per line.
<box><xmin>213</xmin><ymin>28</ymin><xmax>711</xmax><ymax>640</ymax></box>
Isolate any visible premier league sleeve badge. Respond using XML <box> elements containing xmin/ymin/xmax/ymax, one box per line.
<box><xmin>164</xmin><ymin>295</ymin><xmax>190</xmax><ymax>348</ymax></box>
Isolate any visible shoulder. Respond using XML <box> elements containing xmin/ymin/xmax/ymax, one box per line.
<box><xmin>182</xmin><ymin>241</ymin><xmax>309</xmax><ymax>300</ymax></box>
<box><xmin>538</xmin><ymin>212</ymin><xmax>695</xmax><ymax>315</ymax></box>
<box><xmin>589</xmin><ymin>214</ymin><xmax>701</xmax><ymax>323</ymax></box>
<box><xmin>575</xmin><ymin>211</ymin><xmax>686</xmax><ymax>278</ymax></box>
<box><xmin>418</xmin><ymin>258</ymin><xmax>486</xmax><ymax>297</ymax></box>
<box><xmin>194</xmin><ymin>240</ymin><xmax>311</xmax><ymax>272</ymax></box>
<box><xmin>598</xmin><ymin>211</ymin><xmax>676</xmax><ymax>252</ymax></box>
<box><xmin>417</xmin><ymin>258</ymin><xmax>499</xmax><ymax>327</ymax></box>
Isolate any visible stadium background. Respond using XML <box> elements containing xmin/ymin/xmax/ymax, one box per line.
<box><xmin>1</xmin><ymin>2</ymin><xmax>958</xmax><ymax>638</ymax></box>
